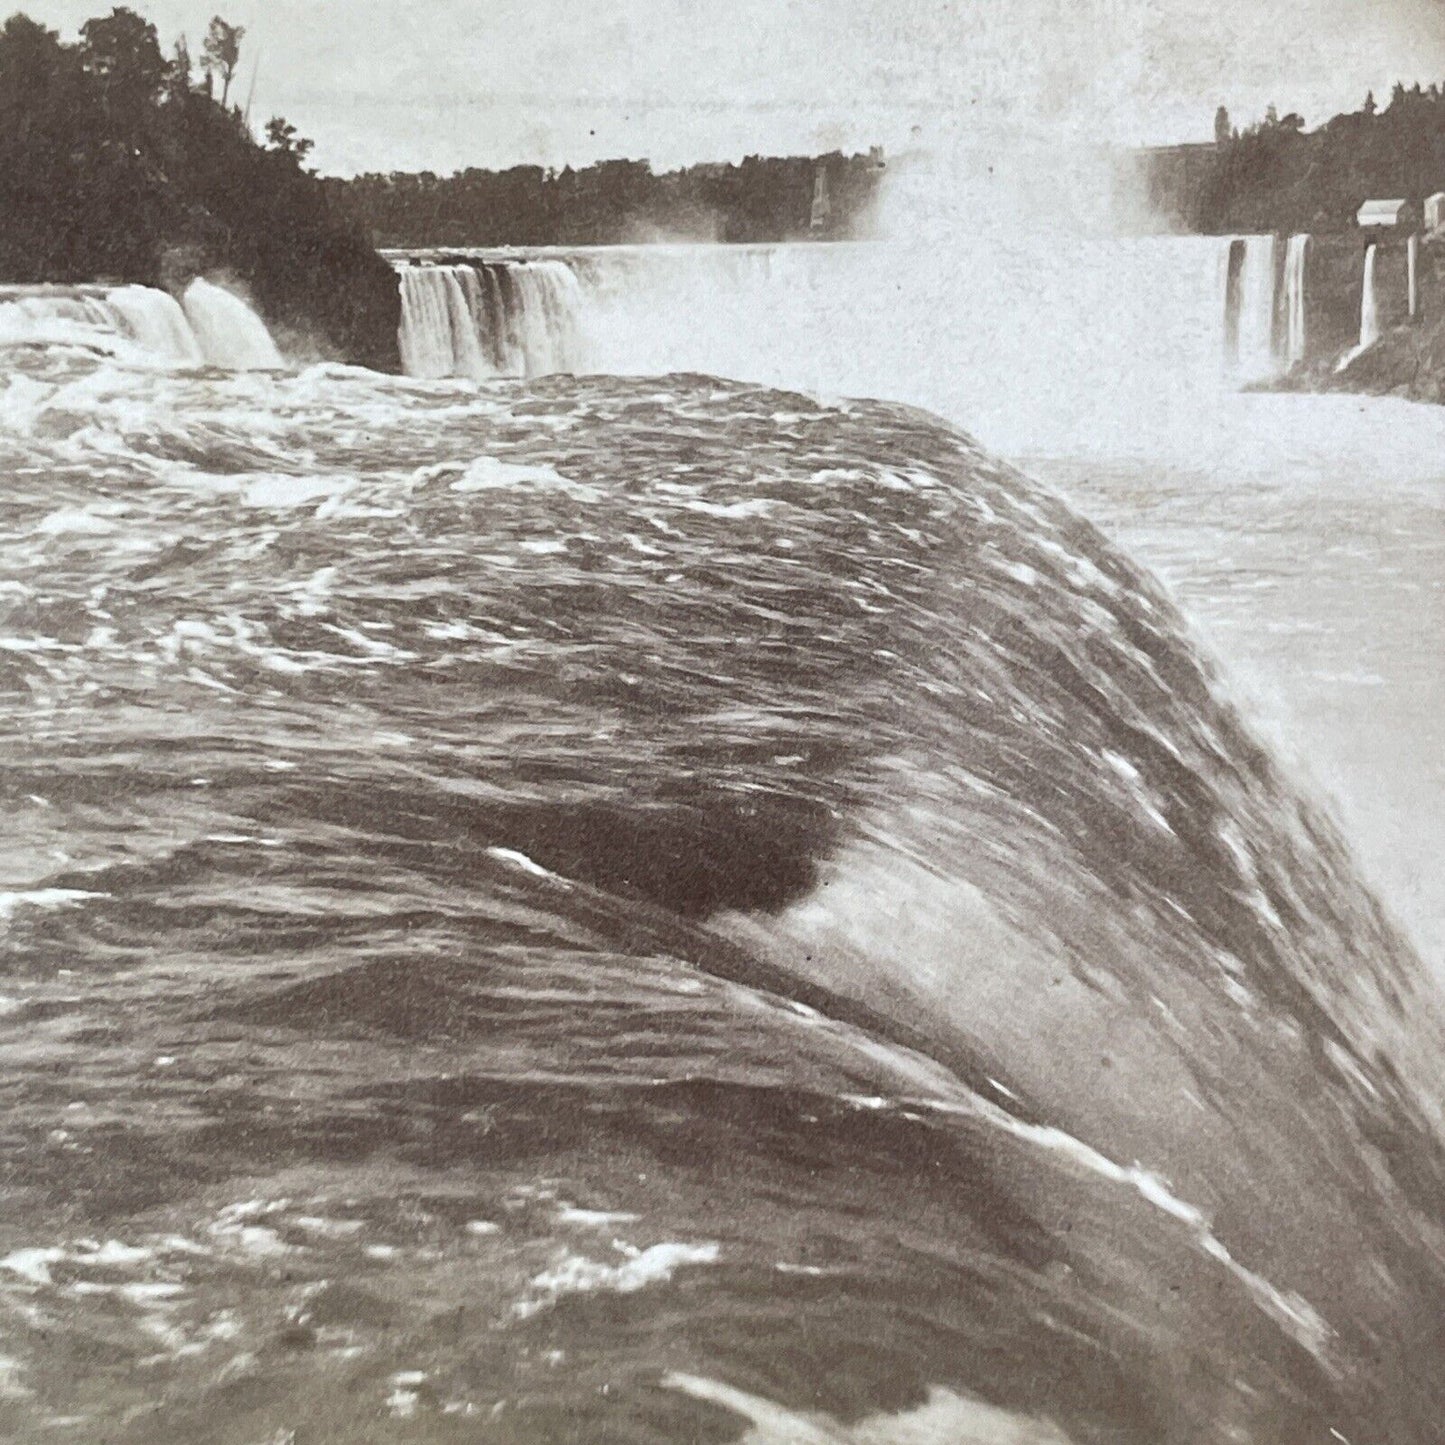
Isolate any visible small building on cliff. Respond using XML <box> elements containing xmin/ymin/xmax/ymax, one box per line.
<box><xmin>1357</xmin><ymin>198</ymin><xmax>1415</xmax><ymax>230</ymax></box>
<box><xmin>1426</xmin><ymin>193</ymin><xmax>1445</xmax><ymax>233</ymax></box>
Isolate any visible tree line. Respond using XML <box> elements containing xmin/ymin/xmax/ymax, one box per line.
<box><xmin>0</xmin><ymin>8</ymin><xmax>398</xmax><ymax>367</ymax></box>
<box><xmin>1147</xmin><ymin>86</ymin><xmax>1445</xmax><ymax>233</ymax></box>
<box><xmin>328</xmin><ymin>152</ymin><xmax>887</xmax><ymax>248</ymax></box>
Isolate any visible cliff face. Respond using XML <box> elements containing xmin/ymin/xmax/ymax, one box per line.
<box><xmin>1264</xmin><ymin>233</ymin><xmax>1445</xmax><ymax>402</ymax></box>
<box><xmin>150</xmin><ymin>224</ymin><xmax>401</xmax><ymax>375</ymax></box>
<box><xmin>1325</xmin><ymin>237</ymin><xmax>1445</xmax><ymax>401</ymax></box>
<box><xmin>1326</xmin><ymin>311</ymin><xmax>1445</xmax><ymax>401</ymax></box>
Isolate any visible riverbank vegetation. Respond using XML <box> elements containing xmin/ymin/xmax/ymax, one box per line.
<box><xmin>330</xmin><ymin>152</ymin><xmax>887</xmax><ymax>248</ymax></box>
<box><xmin>1145</xmin><ymin>87</ymin><xmax>1445</xmax><ymax>234</ymax></box>
<box><xmin>0</xmin><ymin>8</ymin><xmax>399</xmax><ymax>368</ymax></box>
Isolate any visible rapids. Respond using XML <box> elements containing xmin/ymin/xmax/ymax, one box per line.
<box><xmin>0</xmin><ymin>328</ymin><xmax>1441</xmax><ymax>1442</ymax></box>
<box><xmin>0</xmin><ymin>233</ymin><xmax>1442</xmax><ymax>1443</ymax></box>
<box><xmin>0</xmin><ymin>278</ymin><xmax>280</xmax><ymax>371</ymax></box>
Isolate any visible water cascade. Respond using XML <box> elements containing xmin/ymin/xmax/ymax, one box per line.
<box><xmin>393</xmin><ymin>239</ymin><xmax>1245</xmax><ymax>454</ymax></box>
<box><xmin>395</xmin><ymin>260</ymin><xmax>584</xmax><ymax>380</ymax></box>
<box><xmin>106</xmin><ymin>285</ymin><xmax>205</xmax><ymax>365</ymax></box>
<box><xmin>1359</xmin><ymin>244</ymin><xmax>1381</xmax><ymax>351</ymax></box>
<box><xmin>181</xmin><ymin>278</ymin><xmax>283</xmax><ymax>369</ymax></box>
<box><xmin>0</xmin><ymin>281</ymin><xmax>279</xmax><ymax>368</ymax></box>
<box><xmin>1408</xmin><ymin>233</ymin><xmax>1420</xmax><ymax>320</ymax></box>
<box><xmin>1222</xmin><ymin>238</ymin><xmax>1246</xmax><ymax>367</ymax></box>
<box><xmin>398</xmin><ymin>266</ymin><xmax>476</xmax><ymax>379</ymax></box>
<box><xmin>1283</xmin><ymin>234</ymin><xmax>1309</xmax><ymax>368</ymax></box>
<box><xmin>1335</xmin><ymin>244</ymin><xmax>1382</xmax><ymax>374</ymax></box>
<box><xmin>1234</xmin><ymin>234</ymin><xmax>1280</xmax><ymax>381</ymax></box>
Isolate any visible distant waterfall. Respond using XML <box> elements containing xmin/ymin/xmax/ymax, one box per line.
<box><xmin>1283</xmin><ymin>235</ymin><xmax>1309</xmax><ymax>368</ymax></box>
<box><xmin>1233</xmin><ymin>234</ymin><xmax>1279</xmax><ymax>381</ymax></box>
<box><xmin>181</xmin><ymin>279</ymin><xmax>283</xmax><ymax>370</ymax></box>
<box><xmin>396</xmin><ymin>260</ymin><xmax>584</xmax><ymax>380</ymax></box>
<box><xmin>1334</xmin><ymin>244</ymin><xmax>1384</xmax><ymax>374</ymax></box>
<box><xmin>1222</xmin><ymin>239</ymin><xmax>1245</xmax><ymax>367</ymax></box>
<box><xmin>387</xmin><ymin>238</ymin><xmax>1258</xmax><ymax>452</ymax></box>
<box><xmin>1359</xmin><ymin>244</ymin><xmax>1381</xmax><ymax>351</ymax></box>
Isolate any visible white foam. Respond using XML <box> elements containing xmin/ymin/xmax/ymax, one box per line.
<box><xmin>181</xmin><ymin>279</ymin><xmax>283</xmax><ymax>370</ymax></box>
<box><xmin>0</xmin><ymin>889</ymin><xmax>107</xmax><ymax>922</ymax></box>
<box><xmin>486</xmin><ymin>847</ymin><xmax>558</xmax><ymax>880</ymax></box>
<box><xmin>0</xmin><ymin>1248</ymin><xmax>66</xmax><ymax>1286</ymax></box>
<box><xmin>663</xmin><ymin>1373</ymin><xmax>1074</xmax><ymax>1444</ymax></box>
<box><xmin>240</xmin><ymin>473</ymin><xmax>352</xmax><ymax>509</ymax></box>
<box><xmin>514</xmin><ymin>1241</ymin><xmax>719</xmax><ymax>1319</ymax></box>
<box><xmin>450</xmin><ymin>455</ymin><xmax>596</xmax><ymax>497</ymax></box>
<box><xmin>555</xmin><ymin>1205</ymin><xmax>642</xmax><ymax>1228</ymax></box>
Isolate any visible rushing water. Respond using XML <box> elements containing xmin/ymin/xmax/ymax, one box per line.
<box><xmin>1283</xmin><ymin>235</ymin><xmax>1309</xmax><ymax>370</ymax></box>
<box><xmin>1</xmin><ymin>249</ymin><xmax>1443</xmax><ymax>1445</ymax></box>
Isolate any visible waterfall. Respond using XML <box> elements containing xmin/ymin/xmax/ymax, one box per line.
<box><xmin>1233</xmin><ymin>234</ymin><xmax>1279</xmax><ymax>381</ymax></box>
<box><xmin>398</xmin><ymin>268</ymin><xmax>459</xmax><ymax>378</ymax></box>
<box><xmin>1359</xmin><ymin>244</ymin><xmax>1381</xmax><ymax>351</ymax></box>
<box><xmin>1283</xmin><ymin>235</ymin><xmax>1309</xmax><ymax>369</ymax></box>
<box><xmin>1</xmin><ymin>281</ymin><xmax>278</xmax><ymax>369</ymax></box>
<box><xmin>181</xmin><ymin>279</ymin><xmax>283</xmax><ymax>370</ymax></box>
<box><xmin>1222</xmin><ymin>238</ymin><xmax>1246</xmax><ymax>368</ymax></box>
<box><xmin>1333</xmin><ymin>244</ymin><xmax>1383</xmax><ymax>373</ymax></box>
<box><xmin>396</xmin><ymin>260</ymin><xmax>586</xmax><ymax>380</ymax></box>
<box><xmin>508</xmin><ymin>261</ymin><xmax>585</xmax><ymax>374</ymax></box>
<box><xmin>0</xmin><ymin>290</ymin><xmax>124</xmax><ymax>353</ymax></box>
<box><xmin>389</xmin><ymin>237</ymin><xmax>1262</xmax><ymax>452</ymax></box>
<box><xmin>107</xmin><ymin>285</ymin><xmax>204</xmax><ymax>365</ymax></box>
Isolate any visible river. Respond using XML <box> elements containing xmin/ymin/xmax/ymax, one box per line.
<box><xmin>0</xmin><ymin>238</ymin><xmax>1442</xmax><ymax>1444</ymax></box>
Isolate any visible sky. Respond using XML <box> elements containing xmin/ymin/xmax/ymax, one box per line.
<box><xmin>20</xmin><ymin>0</ymin><xmax>1445</xmax><ymax>175</ymax></box>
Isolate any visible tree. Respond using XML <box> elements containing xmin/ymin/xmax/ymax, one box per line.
<box><xmin>0</xmin><ymin>14</ymin><xmax>81</xmax><ymax>189</ymax></box>
<box><xmin>1264</xmin><ymin>102</ymin><xmax>1279</xmax><ymax>127</ymax></box>
<box><xmin>78</xmin><ymin>7</ymin><xmax>166</xmax><ymax>121</ymax></box>
<box><xmin>166</xmin><ymin>35</ymin><xmax>192</xmax><ymax>103</ymax></box>
<box><xmin>202</xmin><ymin>16</ymin><xmax>243</xmax><ymax>107</ymax></box>
<box><xmin>1214</xmin><ymin>105</ymin><xmax>1231</xmax><ymax>145</ymax></box>
<box><xmin>1363</xmin><ymin>90</ymin><xmax>1377</xmax><ymax>116</ymax></box>
<box><xmin>265</xmin><ymin>115</ymin><xmax>313</xmax><ymax>163</ymax></box>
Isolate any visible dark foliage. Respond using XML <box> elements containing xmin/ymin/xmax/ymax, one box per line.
<box><xmin>0</xmin><ymin>8</ymin><xmax>400</xmax><ymax>369</ymax></box>
<box><xmin>1147</xmin><ymin>87</ymin><xmax>1445</xmax><ymax>233</ymax></box>
<box><xmin>329</xmin><ymin>151</ymin><xmax>887</xmax><ymax>248</ymax></box>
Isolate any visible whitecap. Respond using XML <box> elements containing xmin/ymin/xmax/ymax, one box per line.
<box><xmin>662</xmin><ymin>1373</ymin><xmax>1073</xmax><ymax>1444</ymax></box>
<box><xmin>513</xmin><ymin>1241</ymin><xmax>719</xmax><ymax>1319</ymax></box>
<box><xmin>0</xmin><ymin>889</ymin><xmax>107</xmax><ymax>922</ymax></box>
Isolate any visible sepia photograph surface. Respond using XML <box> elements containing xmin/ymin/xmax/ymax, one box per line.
<box><xmin>0</xmin><ymin>2</ymin><xmax>1442</xmax><ymax>1441</ymax></box>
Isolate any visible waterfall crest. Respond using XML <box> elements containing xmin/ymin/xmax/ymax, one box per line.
<box><xmin>396</xmin><ymin>260</ymin><xmax>584</xmax><ymax>380</ymax></box>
